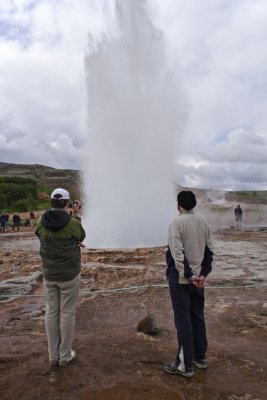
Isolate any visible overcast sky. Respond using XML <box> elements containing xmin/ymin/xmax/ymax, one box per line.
<box><xmin>0</xmin><ymin>0</ymin><xmax>267</xmax><ymax>190</ymax></box>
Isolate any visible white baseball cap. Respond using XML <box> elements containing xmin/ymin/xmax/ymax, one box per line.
<box><xmin>50</xmin><ymin>188</ymin><xmax>70</xmax><ymax>200</ymax></box>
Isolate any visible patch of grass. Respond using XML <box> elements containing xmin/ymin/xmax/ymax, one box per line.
<box><xmin>36</xmin><ymin>201</ymin><xmax>50</xmax><ymax>210</ymax></box>
<box><xmin>37</xmin><ymin>186</ymin><xmax>53</xmax><ymax>194</ymax></box>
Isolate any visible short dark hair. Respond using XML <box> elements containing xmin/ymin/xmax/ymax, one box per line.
<box><xmin>177</xmin><ymin>190</ymin><xmax>197</xmax><ymax>210</ymax></box>
<box><xmin>51</xmin><ymin>198</ymin><xmax>69</xmax><ymax>209</ymax></box>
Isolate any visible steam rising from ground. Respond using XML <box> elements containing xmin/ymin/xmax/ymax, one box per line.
<box><xmin>83</xmin><ymin>0</ymin><xmax>186</xmax><ymax>248</ymax></box>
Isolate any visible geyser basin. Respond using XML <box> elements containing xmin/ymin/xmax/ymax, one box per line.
<box><xmin>83</xmin><ymin>0</ymin><xmax>186</xmax><ymax>248</ymax></box>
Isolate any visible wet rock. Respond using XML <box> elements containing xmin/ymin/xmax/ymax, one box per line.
<box><xmin>8</xmin><ymin>316</ymin><xmax>21</xmax><ymax>321</ymax></box>
<box><xmin>137</xmin><ymin>314</ymin><xmax>159</xmax><ymax>335</ymax></box>
<box><xmin>13</xmin><ymin>261</ymin><xmax>22</xmax><ymax>267</ymax></box>
<box><xmin>0</xmin><ymin>272</ymin><xmax>42</xmax><ymax>302</ymax></box>
<box><xmin>113</xmin><ymin>257</ymin><xmax>126</xmax><ymax>263</ymax></box>
<box><xmin>31</xmin><ymin>309</ymin><xmax>44</xmax><ymax>318</ymax></box>
<box><xmin>154</xmin><ymin>262</ymin><xmax>166</xmax><ymax>267</ymax></box>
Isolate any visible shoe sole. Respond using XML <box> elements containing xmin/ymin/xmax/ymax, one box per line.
<box><xmin>59</xmin><ymin>351</ymin><xmax>76</xmax><ymax>367</ymax></box>
<box><xmin>193</xmin><ymin>360</ymin><xmax>207</xmax><ymax>369</ymax></box>
<box><xmin>163</xmin><ymin>367</ymin><xmax>194</xmax><ymax>378</ymax></box>
<box><xmin>59</xmin><ymin>359</ymin><xmax>75</xmax><ymax>367</ymax></box>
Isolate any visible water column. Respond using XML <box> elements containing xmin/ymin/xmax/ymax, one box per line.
<box><xmin>83</xmin><ymin>0</ymin><xmax>186</xmax><ymax>248</ymax></box>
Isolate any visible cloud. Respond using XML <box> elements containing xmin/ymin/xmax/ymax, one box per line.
<box><xmin>210</xmin><ymin>129</ymin><xmax>267</xmax><ymax>163</ymax></box>
<box><xmin>175</xmin><ymin>128</ymin><xmax>267</xmax><ymax>189</ymax></box>
<box><xmin>149</xmin><ymin>0</ymin><xmax>267</xmax><ymax>189</ymax></box>
<box><xmin>0</xmin><ymin>0</ymin><xmax>267</xmax><ymax>189</ymax></box>
<box><xmin>0</xmin><ymin>0</ymin><xmax>107</xmax><ymax>169</ymax></box>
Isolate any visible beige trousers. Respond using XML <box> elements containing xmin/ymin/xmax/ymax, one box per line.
<box><xmin>44</xmin><ymin>274</ymin><xmax>80</xmax><ymax>365</ymax></box>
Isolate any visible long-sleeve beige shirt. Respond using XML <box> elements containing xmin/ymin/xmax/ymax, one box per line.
<box><xmin>168</xmin><ymin>211</ymin><xmax>214</xmax><ymax>284</ymax></box>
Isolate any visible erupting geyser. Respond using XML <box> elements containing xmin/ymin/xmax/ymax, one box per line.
<box><xmin>83</xmin><ymin>0</ymin><xmax>186</xmax><ymax>248</ymax></box>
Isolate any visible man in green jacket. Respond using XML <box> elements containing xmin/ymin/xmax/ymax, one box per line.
<box><xmin>35</xmin><ymin>188</ymin><xmax>86</xmax><ymax>367</ymax></box>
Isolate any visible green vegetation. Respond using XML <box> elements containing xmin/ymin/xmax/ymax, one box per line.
<box><xmin>0</xmin><ymin>174</ymin><xmax>77</xmax><ymax>213</ymax></box>
<box><xmin>0</xmin><ymin>177</ymin><xmax>37</xmax><ymax>211</ymax></box>
<box><xmin>0</xmin><ymin>177</ymin><xmax>51</xmax><ymax>212</ymax></box>
<box><xmin>36</xmin><ymin>201</ymin><xmax>50</xmax><ymax>210</ymax></box>
<box><xmin>37</xmin><ymin>185</ymin><xmax>54</xmax><ymax>194</ymax></box>
<box><xmin>14</xmin><ymin>193</ymin><xmax>37</xmax><ymax>212</ymax></box>
<box><xmin>36</xmin><ymin>186</ymin><xmax>53</xmax><ymax>210</ymax></box>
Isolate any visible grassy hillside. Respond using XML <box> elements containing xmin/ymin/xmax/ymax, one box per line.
<box><xmin>0</xmin><ymin>163</ymin><xmax>80</xmax><ymax>200</ymax></box>
<box><xmin>1</xmin><ymin>163</ymin><xmax>267</xmax><ymax>207</ymax></box>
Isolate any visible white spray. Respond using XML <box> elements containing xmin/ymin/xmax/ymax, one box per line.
<box><xmin>83</xmin><ymin>0</ymin><xmax>186</xmax><ymax>248</ymax></box>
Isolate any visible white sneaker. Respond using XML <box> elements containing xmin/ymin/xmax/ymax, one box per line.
<box><xmin>59</xmin><ymin>350</ymin><xmax>76</xmax><ymax>367</ymax></box>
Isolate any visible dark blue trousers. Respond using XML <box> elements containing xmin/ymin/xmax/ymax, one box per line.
<box><xmin>168</xmin><ymin>279</ymin><xmax>207</xmax><ymax>370</ymax></box>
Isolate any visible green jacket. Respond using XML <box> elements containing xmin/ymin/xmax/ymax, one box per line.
<box><xmin>35</xmin><ymin>209</ymin><xmax>86</xmax><ymax>282</ymax></box>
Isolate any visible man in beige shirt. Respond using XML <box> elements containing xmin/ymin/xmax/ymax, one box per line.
<box><xmin>164</xmin><ymin>190</ymin><xmax>214</xmax><ymax>378</ymax></box>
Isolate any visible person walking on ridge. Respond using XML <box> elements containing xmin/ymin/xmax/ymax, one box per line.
<box><xmin>164</xmin><ymin>190</ymin><xmax>214</xmax><ymax>378</ymax></box>
<box><xmin>35</xmin><ymin>188</ymin><xmax>86</xmax><ymax>367</ymax></box>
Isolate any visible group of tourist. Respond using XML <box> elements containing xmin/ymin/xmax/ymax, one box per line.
<box><xmin>0</xmin><ymin>212</ymin><xmax>22</xmax><ymax>233</ymax></box>
<box><xmin>0</xmin><ymin>211</ymin><xmax>38</xmax><ymax>233</ymax></box>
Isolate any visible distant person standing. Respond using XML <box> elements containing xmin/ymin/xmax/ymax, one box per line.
<box><xmin>0</xmin><ymin>212</ymin><xmax>6</xmax><ymax>233</ymax></box>
<box><xmin>164</xmin><ymin>190</ymin><xmax>214</xmax><ymax>378</ymax></box>
<box><xmin>35</xmin><ymin>188</ymin><xmax>86</xmax><ymax>367</ymax></box>
<box><xmin>73</xmin><ymin>200</ymin><xmax>81</xmax><ymax>221</ymax></box>
<box><xmin>29</xmin><ymin>211</ymin><xmax>36</xmax><ymax>227</ymax></box>
<box><xmin>234</xmin><ymin>205</ymin><xmax>242</xmax><ymax>228</ymax></box>
<box><xmin>5</xmin><ymin>213</ymin><xmax>9</xmax><ymax>229</ymax></box>
<box><xmin>12</xmin><ymin>212</ymin><xmax>21</xmax><ymax>232</ymax></box>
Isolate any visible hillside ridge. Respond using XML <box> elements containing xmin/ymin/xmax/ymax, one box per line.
<box><xmin>0</xmin><ymin>162</ymin><xmax>80</xmax><ymax>198</ymax></box>
<box><xmin>1</xmin><ymin>163</ymin><xmax>267</xmax><ymax>205</ymax></box>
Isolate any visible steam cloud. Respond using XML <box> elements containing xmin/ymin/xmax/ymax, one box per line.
<box><xmin>83</xmin><ymin>0</ymin><xmax>186</xmax><ymax>248</ymax></box>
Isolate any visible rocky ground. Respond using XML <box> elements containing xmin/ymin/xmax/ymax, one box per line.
<box><xmin>0</xmin><ymin>225</ymin><xmax>267</xmax><ymax>400</ymax></box>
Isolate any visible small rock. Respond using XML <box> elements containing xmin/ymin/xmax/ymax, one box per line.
<box><xmin>47</xmin><ymin>370</ymin><xmax>57</xmax><ymax>384</ymax></box>
<box><xmin>14</xmin><ymin>261</ymin><xmax>22</xmax><ymax>267</ymax></box>
<box><xmin>154</xmin><ymin>262</ymin><xmax>166</xmax><ymax>267</ymax></box>
<box><xmin>31</xmin><ymin>309</ymin><xmax>44</xmax><ymax>318</ymax></box>
<box><xmin>8</xmin><ymin>316</ymin><xmax>21</xmax><ymax>322</ymax></box>
<box><xmin>137</xmin><ymin>314</ymin><xmax>159</xmax><ymax>335</ymax></box>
